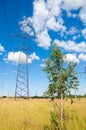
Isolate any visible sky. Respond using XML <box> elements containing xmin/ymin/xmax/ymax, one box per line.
<box><xmin>0</xmin><ymin>0</ymin><xmax>86</xmax><ymax>96</ymax></box>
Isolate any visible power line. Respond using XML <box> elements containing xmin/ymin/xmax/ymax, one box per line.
<box><xmin>0</xmin><ymin>0</ymin><xmax>10</xmax><ymax>36</ymax></box>
<box><xmin>38</xmin><ymin>0</ymin><xmax>55</xmax><ymax>33</ymax></box>
<box><xmin>15</xmin><ymin>0</ymin><xmax>19</xmax><ymax>33</ymax></box>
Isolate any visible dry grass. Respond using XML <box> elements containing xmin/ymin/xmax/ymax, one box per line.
<box><xmin>0</xmin><ymin>98</ymin><xmax>86</xmax><ymax>130</ymax></box>
<box><xmin>64</xmin><ymin>98</ymin><xmax>86</xmax><ymax>130</ymax></box>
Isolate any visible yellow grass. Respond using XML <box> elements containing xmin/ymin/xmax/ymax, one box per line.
<box><xmin>0</xmin><ymin>98</ymin><xmax>86</xmax><ymax>130</ymax></box>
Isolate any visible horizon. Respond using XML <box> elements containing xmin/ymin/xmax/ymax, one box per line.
<box><xmin>0</xmin><ymin>0</ymin><xmax>86</xmax><ymax>96</ymax></box>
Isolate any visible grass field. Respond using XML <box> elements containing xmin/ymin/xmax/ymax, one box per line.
<box><xmin>0</xmin><ymin>98</ymin><xmax>86</xmax><ymax>130</ymax></box>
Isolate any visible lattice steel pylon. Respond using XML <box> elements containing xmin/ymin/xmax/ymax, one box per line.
<box><xmin>14</xmin><ymin>33</ymin><xmax>29</xmax><ymax>100</ymax></box>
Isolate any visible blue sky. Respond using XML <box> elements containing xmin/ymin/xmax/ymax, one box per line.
<box><xmin>0</xmin><ymin>0</ymin><xmax>86</xmax><ymax>96</ymax></box>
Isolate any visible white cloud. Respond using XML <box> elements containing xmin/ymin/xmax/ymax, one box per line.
<box><xmin>72</xmin><ymin>34</ymin><xmax>80</xmax><ymax>40</ymax></box>
<box><xmin>46</xmin><ymin>0</ymin><xmax>62</xmax><ymax>17</ymax></box>
<box><xmin>68</xmin><ymin>27</ymin><xmax>78</xmax><ymax>35</ymax></box>
<box><xmin>82</xmin><ymin>28</ymin><xmax>86</xmax><ymax>39</ymax></box>
<box><xmin>0</xmin><ymin>44</ymin><xmax>5</xmax><ymax>52</ymax></box>
<box><xmin>32</xmin><ymin>0</ymin><xmax>62</xmax><ymax>33</ymax></box>
<box><xmin>36</xmin><ymin>30</ymin><xmax>51</xmax><ymax>49</ymax></box>
<box><xmin>62</xmin><ymin>0</ymin><xmax>85</xmax><ymax>10</ymax></box>
<box><xmin>19</xmin><ymin>0</ymin><xmax>66</xmax><ymax>49</ymax></box>
<box><xmin>40</xmin><ymin>63</ymin><xmax>45</xmax><ymax>67</ymax></box>
<box><xmin>65</xmin><ymin>53</ymin><xmax>79</xmax><ymax>63</ymax></box>
<box><xmin>46</xmin><ymin>16</ymin><xmax>66</xmax><ymax>32</ymax></box>
<box><xmin>78</xmin><ymin>53</ymin><xmax>86</xmax><ymax>61</ymax></box>
<box><xmin>32</xmin><ymin>0</ymin><xmax>49</xmax><ymax>33</ymax></box>
<box><xmin>66</xmin><ymin>27</ymin><xmax>79</xmax><ymax>40</ymax></box>
<box><xmin>54</xmin><ymin>39</ymin><xmax>86</xmax><ymax>52</ymax></box>
<box><xmin>40</xmin><ymin>59</ymin><xmax>46</xmax><ymax>67</ymax></box>
<box><xmin>67</xmin><ymin>11</ymin><xmax>78</xmax><ymax>18</ymax></box>
<box><xmin>4</xmin><ymin>51</ymin><xmax>40</xmax><ymax>64</ymax></box>
<box><xmin>19</xmin><ymin>0</ymin><xmax>86</xmax><ymax>50</ymax></box>
<box><xmin>19</xmin><ymin>17</ymin><xmax>34</xmax><ymax>36</ymax></box>
<box><xmin>62</xmin><ymin>0</ymin><xmax>86</xmax><ymax>24</ymax></box>
<box><xmin>79</xmin><ymin>6</ymin><xmax>86</xmax><ymax>24</ymax></box>
<box><xmin>29</xmin><ymin>52</ymin><xmax>40</xmax><ymax>61</ymax></box>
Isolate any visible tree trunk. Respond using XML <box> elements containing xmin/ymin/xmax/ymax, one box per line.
<box><xmin>74</xmin><ymin>87</ymin><xmax>76</xmax><ymax>99</ymax></box>
<box><xmin>60</xmin><ymin>90</ymin><xmax>64</xmax><ymax>129</ymax></box>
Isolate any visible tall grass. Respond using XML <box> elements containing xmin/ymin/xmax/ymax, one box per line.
<box><xmin>0</xmin><ymin>98</ymin><xmax>86</xmax><ymax>130</ymax></box>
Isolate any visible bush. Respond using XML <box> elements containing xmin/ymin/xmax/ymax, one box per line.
<box><xmin>2</xmin><ymin>96</ymin><xmax>7</xmax><ymax>98</ymax></box>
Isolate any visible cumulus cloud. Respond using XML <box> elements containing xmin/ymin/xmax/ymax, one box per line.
<box><xmin>0</xmin><ymin>44</ymin><xmax>5</xmax><ymax>52</ymax></box>
<box><xmin>19</xmin><ymin>0</ymin><xmax>86</xmax><ymax>51</ymax></box>
<box><xmin>67</xmin><ymin>11</ymin><xmax>78</xmax><ymax>18</ymax></box>
<box><xmin>62</xmin><ymin>0</ymin><xmax>86</xmax><ymax>24</ymax></box>
<box><xmin>82</xmin><ymin>28</ymin><xmax>86</xmax><ymax>39</ymax></box>
<box><xmin>79</xmin><ymin>5</ymin><xmax>86</xmax><ymax>24</ymax></box>
<box><xmin>19</xmin><ymin>17</ymin><xmax>34</xmax><ymax>36</ymax></box>
<box><xmin>19</xmin><ymin>0</ymin><xmax>66</xmax><ymax>49</ymax></box>
<box><xmin>46</xmin><ymin>16</ymin><xmax>66</xmax><ymax>32</ymax></box>
<box><xmin>46</xmin><ymin>0</ymin><xmax>62</xmax><ymax>17</ymax></box>
<box><xmin>40</xmin><ymin>63</ymin><xmax>45</xmax><ymax>67</ymax></box>
<box><xmin>32</xmin><ymin>0</ymin><xmax>49</xmax><ymax>33</ymax></box>
<box><xmin>62</xmin><ymin>0</ymin><xmax>84</xmax><ymax>10</ymax></box>
<box><xmin>4</xmin><ymin>51</ymin><xmax>40</xmax><ymax>64</ymax></box>
<box><xmin>19</xmin><ymin>0</ymin><xmax>49</xmax><ymax>35</ymax></box>
<box><xmin>65</xmin><ymin>27</ymin><xmax>79</xmax><ymax>40</ymax></box>
<box><xmin>68</xmin><ymin>27</ymin><xmax>78</xmax><ymax>35</ymax></box>
<box><xmin>78</xmin><ymin>53</ymin><xmax>86</xmax><ymax>61</ymax></box>
<box><xmin>54</xmin><ymin>39</ymin><xmax>86</xmax><ymax>52</ymax></box>
<box><xmin>40</xmin><ymin>59</ymin><xmax>46</xmax><ymax>67</ymax></box>
<box><xmin>28</xmin><ymin>52</ymin><xmax>40</xmax><ymax>62</ymax></box>
<box><xmin>65</xmin><ymin>53</ymin><xmax>79</xmax><ymax>63</ymax></box>
<box><xmin>36</xmin><ymin>30</ymin><xmax>51</xmax><ymax>49</ymax></box>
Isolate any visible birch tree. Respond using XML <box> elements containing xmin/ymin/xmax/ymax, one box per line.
<box><xmin>44</xmin><ymin>44</ymin><xmax>79</xmax><ymax>129</ymax></box>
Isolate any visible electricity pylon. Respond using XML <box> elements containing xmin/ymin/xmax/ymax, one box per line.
<box><xmin>12</xmin><ymin>33</ymin><xmax>30</xmax><ymax>100</ymax></box>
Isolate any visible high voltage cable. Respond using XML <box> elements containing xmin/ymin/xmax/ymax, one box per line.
<box><xmin>38</xmin><ymin>0</ymin><xmax>55</xmax><ymax>33</ymax></box>
<box><xmin>15</xmin><ymin>0</ymin><xmax>28</xmax><ymax>33</ymax></box>
<box><xmin>14</xmin><ymin>0</ymin><xmax>56</xmax><ymax>40</ymax></box>
<box><xmin>0</xmin><ymin>0</ymin><xmax>56</xmax><ymax>38</ymax></box>
<box><xmin>15</xmin><ymin>0</ymin><xmax>19</xmax><ymax>33</ymax></box>
<box><xmin>0</xmin><ymin>0</ymin><xmax>10</xmax><ymax>36</ymax></box>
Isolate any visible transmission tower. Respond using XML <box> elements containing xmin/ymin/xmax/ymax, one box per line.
<box><xmin>12</xmin><ymin>33</ymin><xmax>30</xmax><ymax>100</ymax></box>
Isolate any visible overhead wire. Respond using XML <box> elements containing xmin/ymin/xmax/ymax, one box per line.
<box><xmin>21</xmin><ymin>0</ymin><xmax>56</xmax><ymax>43</ymax></box>
<box><xmin>38</xmin><ymin>0</ymin><xmax>55</xmax><ymax>34</ymax></box>
<box><xmin>11</xmin><ymin>0</ymin><xmax>56</xmax><ymax>45</ymax></box>
<box><xmin>15</xmin><ymin>0</ymin><xmax>25</xmax><ymax>32</ymax></box>
<box><xmin>0</xmin><ymin>0</ymin><xmax>56</xmax><ymax>41</ymax></box>
<box><xmin>0</xmin><ymin>0</ymin><xmax>10</xmax><ymax>37</ymax></box>
<box><xmin>15</xmin><ymin>0</ymin><xmax>19</xmax><ymax>34</ymax></box>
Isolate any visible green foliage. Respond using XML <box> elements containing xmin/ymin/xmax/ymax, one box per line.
<box><xmin>44</xmin><ymin>44</ymin><xmax>79</xmax><ymax>98</ymax></box>
<box><xmin>43</xmin><ymin>44</ymin><xmax>79</xmax><ymax>130</ymax></box>
<box><xmin>43</xmin><ymin>111</ymin><xmax>60</xmax><ymax>130</ymax></box>
<box><xmin>50</xmin><ymin>111</ymin><xmax>60</xmax><ymax>130</ymax></box>
<box><xmin>43</xmin><ymin>110</ymin><xmax>67</xmax><ymax>130</ymax></box>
